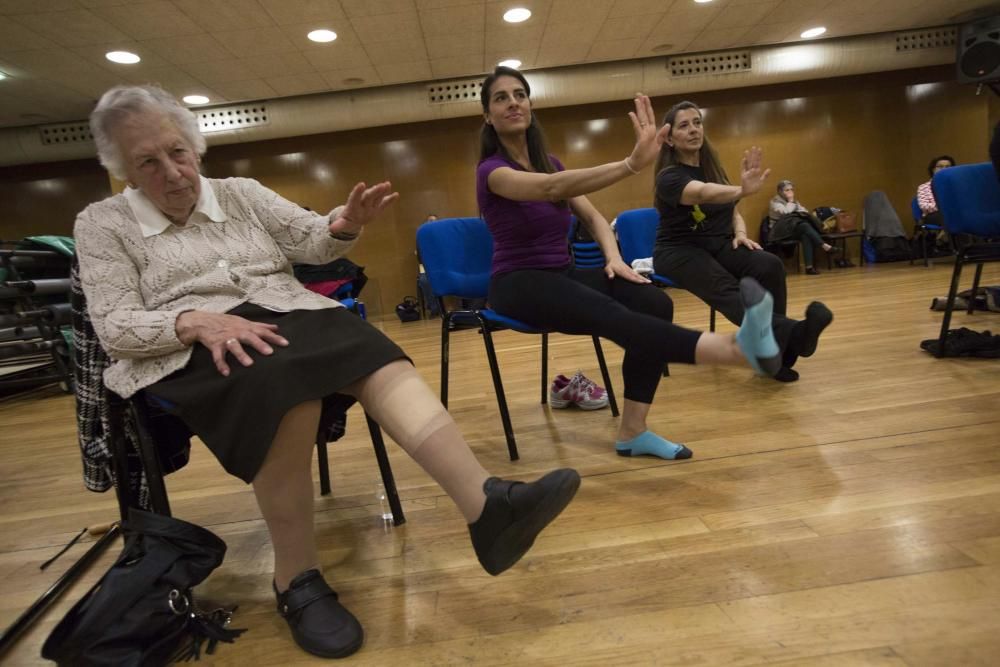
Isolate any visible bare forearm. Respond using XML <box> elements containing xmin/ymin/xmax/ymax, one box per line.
<box><xmin>540</xmin><ymin>160</ymin><xmax>635</xmax><ymax>201</ymax></box>
<box><xmin>684</xmin><ymin>181</ymin><xmax>744</xmax><ymax>206</ymax></box>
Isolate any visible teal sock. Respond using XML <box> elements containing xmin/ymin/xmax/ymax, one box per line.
<box><xmin>615</xmin><ymin>431</ymin><xmax>693</xmax><ymax>460</ymax></box>
<box><xmin>735</xmin><ymin>277</ymin><xmax>781</xmax><ymax>376</ymax></box>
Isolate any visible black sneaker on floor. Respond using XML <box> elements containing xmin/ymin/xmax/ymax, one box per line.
<box><xmin>469</xmin><ymin>469</ymin><xmax>580</xmax><ymax>576</ymax></box>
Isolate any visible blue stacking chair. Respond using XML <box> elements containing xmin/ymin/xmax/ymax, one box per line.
<box><xmin>416</xmin><ymin>217</ymin><xmax>618</xmax><ymax>461</ymax></box>
<box><xmin>930</xmin><ymin>162</ymin><xmax>1000</xmax><ymax>356</ymax></box>
<box><xmin>910</xmin><ymin>196</ymin><xmax>944</xmax><ymax>267</ymax></box>
<box><xmin>615</xmin><ymin>207</ymin><xmax>716</xmax><ymax>332</ymax></box>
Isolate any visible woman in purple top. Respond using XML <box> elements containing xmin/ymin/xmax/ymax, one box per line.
<box><xmin>477</xmin><ymin>66</ymin><xmax>783</xmax><ymax>461</ymax></box>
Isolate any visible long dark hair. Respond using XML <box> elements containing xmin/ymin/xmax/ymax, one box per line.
<box><xmin>652</xmin><ymin>101</ymin><xmax>730</xmax><ymax>190</ymax></box>
<box><xmin>479</xmin><ymin>66</ymin><xmax>559</xmax><ymax>174</ymax></box>
<box><xmin>927</xmin><ymin>154</ymin><xmax>956</xmax><ymax>177</ymax></box>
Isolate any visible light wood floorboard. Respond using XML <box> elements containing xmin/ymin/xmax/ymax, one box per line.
<box><xmin>1</xmin><ymin>260</ymin><xmax>999</xmax><ymax>665</ymax></box>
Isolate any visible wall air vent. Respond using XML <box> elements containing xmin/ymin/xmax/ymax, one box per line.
<box><xmin>668</xmin><ymin>51</ymin><xmax>751</xmax><ymax>77</ymax></box>
<box><xmin>427</xmin><ymin>78</ymin><xmax>484</xmax><ymax>104</ymax></box>
<box><xmin>895</xmin><ymin>27</ymin><xmax>957</xmax><ymax>52</ymax></box>
<box><xmin>38</xmin><ymin>122</ymin><xmax>92</xmax><ymax>145</ymax></box>
<box><xmin>197</xmin><ymin>105</ymin><xmax>269</xmax><ymax>134</ymax></box>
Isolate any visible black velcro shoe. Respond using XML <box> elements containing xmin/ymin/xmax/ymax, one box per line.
<box><xmin>274</xmin><ymin>569</ymin><xmax>363</xmax><ymax>659</ymax></box>
<box><xmin>468</xmin><ymin>468</ymin><xmax>580</xmax><ymax>576</ymax></box>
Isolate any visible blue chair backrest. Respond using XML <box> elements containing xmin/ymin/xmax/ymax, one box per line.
<box><xmin>933</xmin><ymin>162</ymin><xmax>1000</xmax><ymax>236</ymax></box>
<box><xmin>616</xmin><ymin>207</ymin><xmax>659</xmax><ymax>265</ymax></box>
<box><xmin>416</xmin><ymin>217</ymin><xmax>493</xmax><ymax>299</ymax></box>
<box><xmin>910</xmin><ymin>196</ymin><xmax>922</xmax><ymax>223</ymax></box>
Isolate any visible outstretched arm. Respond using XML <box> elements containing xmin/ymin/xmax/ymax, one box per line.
<box><xmin>679</xmin><ymin>146</ymin><xmax>771</xmax><ymax>206</ymax></box>
<box><xmin>487</xmin><ymin>94</ymin><xmax>669</xmax><ymax>202</ymax></box>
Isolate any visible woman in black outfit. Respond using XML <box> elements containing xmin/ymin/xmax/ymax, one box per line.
<box><xmin>651</xmin><ymin>101</ymin><xmax>833</xmax><ymax>382</ymax></box>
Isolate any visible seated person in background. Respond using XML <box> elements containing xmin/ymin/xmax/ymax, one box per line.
<box><xmin>477</xmin><ymin>66</ymin><xmax>786</xmax><ymax>462</ymax></box>
<box><xmin>77</xmin><ymin>84</ymin><xmax>581</xmax><ymax>660</ymax></box>
<box><xmin>651</xmin><ymin>101</ymin><xmax>833</xmax><ymax>384</ymax></box>
<box><xmin>916</xmin><ymin>155</ymin><xmax>955</xmax><ymax>245</ymax></box>
<box><xmin>768</xmin><ymin>180</ymin><xmax>837</xmax><ymax>275</ymax></box>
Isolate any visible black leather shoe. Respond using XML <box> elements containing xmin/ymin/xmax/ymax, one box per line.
<box><xmin>274</xmin><ymin>569</ymin><xmax>363</xmax><ymax>658</ymax></box>
<box><xmin>468</xmin><ymin>469</ymin><xmax>580</xmax><ymax>576</ymax></box>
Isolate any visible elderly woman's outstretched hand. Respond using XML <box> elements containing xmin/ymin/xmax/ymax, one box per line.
<box><xmin>625</xmin><ymin>94</ymin><xmax>671</xmax><ymax>173</ymax></box>
<box><xmin>328</xmin><ymin>181</ymin><xmax>400</xmax><ymax>237</ymax></box>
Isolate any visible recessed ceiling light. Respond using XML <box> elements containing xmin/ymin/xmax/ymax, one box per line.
<box><xmin>801</xmin><ymin>26</ymin><xmax>826</xmax><ymax>39</ymax></box>
<box><xmin>694</xmin><ymin>0</ymin><xmax>714</xmax><ymax>4</ymax></box>
<box><xmin>183</xmin><ymin>95</ymin><xmax>209</xmax><ymax>105</ymax></box>
<box><xmin>105</xmin><ymin>51</ymin><xmax>140</xmax><ymax>64</ymax></box>
<box><xmin>503</xmin><ymin>8</ymin><xmax>531</xmax><ymax>23</ymax></box>
<box><xmin>308</xmin><ymin>29</ymin><xmax>337</xmax><ymax>43</ymax></box>
<box><xmin>498</xmin><ymin>59</ymin><xmax>522</xmax><ymax>69</ymax></box>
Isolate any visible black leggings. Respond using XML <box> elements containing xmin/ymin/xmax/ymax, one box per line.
<box><xmin>787</xmin><ymin>221</ymin><xmax>826</xmax><ymax>267</ymax></box>
<box><xmin>489</xmin><ymin>267</ymin><xmax>702</xmax><ymax>404</ymax></box>
<box><xmin>653</xmin><ymin>236</ymin><xmax>801</xmax><ymax>358</ymax></box>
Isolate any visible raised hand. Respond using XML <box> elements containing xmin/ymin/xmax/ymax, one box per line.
<box><xmin>738</xmin><ymin>146</ymin><xmax>771</xmax><ymax>197</ymax></box>
<box><xmin>328</xmin><ymin>181</ymin><xmax>400</xmax><ymax>237</ymax></box>
<box><xmin>625</xmin><ymin>94</ymin><xmax>671</xmax><ymax>172</ymax></box>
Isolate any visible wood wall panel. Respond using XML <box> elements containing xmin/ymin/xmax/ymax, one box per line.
<box><xmin>1</xmin><ymin>65</ymin><xmax>994</xmax><ymax>315</ymax></box>
<box><xmin>0</xmin><ymin>159</ymin><xmax>109</xmax><ymax>242</ymax></box>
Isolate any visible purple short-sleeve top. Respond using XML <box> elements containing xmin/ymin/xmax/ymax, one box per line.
<box><xmin>476</xmin><ymin>153</ymin><xmax>572</xmax><ymax>276</ymax></box>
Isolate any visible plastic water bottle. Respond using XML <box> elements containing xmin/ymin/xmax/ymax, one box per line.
<box><xmin>375</xmin><ymin>482</ymin><xmax>393</xmax><ymax>523</ymax></box>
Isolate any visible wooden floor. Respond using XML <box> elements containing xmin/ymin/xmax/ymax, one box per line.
<box><xmin>2</xmin><ymin>259</ymin><xmax>1000</xmax><ymax>666</ymax></box>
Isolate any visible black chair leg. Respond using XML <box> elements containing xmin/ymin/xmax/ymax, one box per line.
<box><xmin>107</xmin><ymin>399</ymin><xmax>136</xmax><ymax>522</ymax></box>
<box><xmin>316</xmin><ymin>441</ymin><xmax>331</xmax><ymax>496</ymax></box>
<box><xmin>967</xmin><ymin>263</ymin><xmax>984</xmax><ymax>315</ymax></box>
<box><xmin>591</xmin><ymin>336</ymin><xmax>619</xmax><ymax>417</ymax></box>
<box><xmin>365</xmin><ymin>413</ymin><xmax>405</xmax><ymax>526</ymax></box>
<box><xmin>440</xmin><ymin>312</ymin><xmax>451</xmax><ymax>408</ymax></box>
<box><xmin>480</xmin><ymin>324</ymin><xmax>519</xmax><ymax>461</ymax></box>
<box><xmin>936</xmin><ymin>249</ymin><xmax>966</xmax><ymax>357</ymax></box>
<box><xmin>540</xmin><ymin>333</ymin><xmax>548</xmax><ymax>404</ymax></box>
<box><xmin>709</xmin><ymin>307</ymin><xmax>716</xmax><ymax>332</ymax></box>
<box><xmin>128</xmin><ymin>399</ymin><xmax>171</xmax><ymax>517</ymax></box>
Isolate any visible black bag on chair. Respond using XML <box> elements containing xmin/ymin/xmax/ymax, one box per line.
<box><xmin>41</xmin><ymin>509</ymin><xmax>244</xmax><ymax>666</ymax></box>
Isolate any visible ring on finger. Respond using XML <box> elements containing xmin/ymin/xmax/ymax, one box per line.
<box><xmin>225</xmin><ymin>338</ymin><xmax>238</xmax><ymax>345</ymax></box>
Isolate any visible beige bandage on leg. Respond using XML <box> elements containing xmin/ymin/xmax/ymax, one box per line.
<box><xmin>353</xmin><ymin>362</ymin><xmax>488</xmax><ymax>523</ymax></box>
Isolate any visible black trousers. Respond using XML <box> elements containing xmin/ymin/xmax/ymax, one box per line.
<box><xmin>489</xmin><ymin>266</ymin><xmax>701</xmax><ymax>404</ymax></box>
<box><xmin>654</xmin><ymin>236</ymin><xmax>801</xmax><ymax>358</ymax></box>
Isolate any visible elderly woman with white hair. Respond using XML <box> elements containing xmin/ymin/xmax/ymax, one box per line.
<box><xmin>76</xmin><ymin>85</ymin><xmax>580</xmax><ymax>659</ymax></box>
<box><xmin>768</xmin><ymin>179</ymin><xmax>837</xmax><ymax>275</ymax></box>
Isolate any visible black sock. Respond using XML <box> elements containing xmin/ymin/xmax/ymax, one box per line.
<box><xmin>799</xmin><ymin>302</ymin><xmax>833</xmax><ymax>357</ymax></box>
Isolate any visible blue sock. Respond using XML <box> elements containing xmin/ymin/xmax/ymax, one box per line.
<box><xmin>615</xmin><ymin>431</ymin><xmax>693</xmax><ymax>460</ymax></box>
<box><xmin>735</xmin><ymin>277</ymin><xmax>781</xmax><ymax>376</ymax></box>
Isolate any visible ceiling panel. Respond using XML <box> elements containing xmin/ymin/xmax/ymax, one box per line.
<box><xmin>0</xmin><ymin>0</ymin><xmax>993</xmax><ymax>129</ymax></box>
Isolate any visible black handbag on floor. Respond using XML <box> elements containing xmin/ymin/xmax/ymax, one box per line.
<box><xmin>395</xmin><ymin>296</ymin><xmax>421</xmax><ymax>322</ymax></box>
<box><xmin>41</xmin><ymin>508</ymin><xmax>244</xmax><ymax>666</ymax></box>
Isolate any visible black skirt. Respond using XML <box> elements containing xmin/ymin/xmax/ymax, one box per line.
<box><xmin>147</xmin><ymin>304</ymin><xmax>407</xmax><ymax>483</ymax></box>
